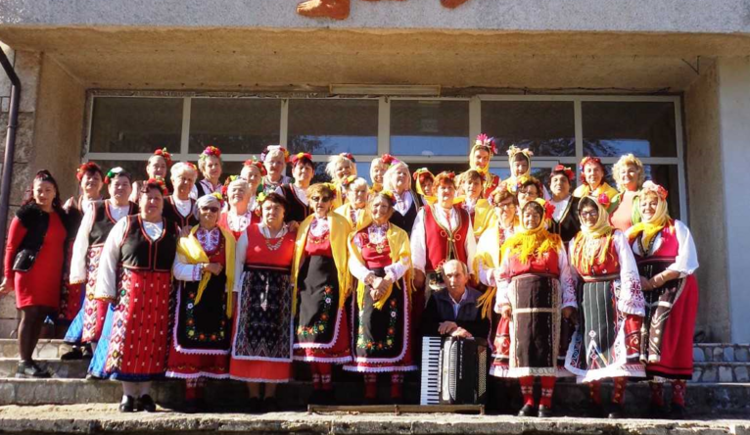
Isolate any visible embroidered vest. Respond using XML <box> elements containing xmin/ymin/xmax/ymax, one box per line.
<box><xmin>424</xmin><ymin>205</ymin><xmax>470</xmax><ymax>273</ymax></box>
<box><xmin>119</xmin><ymin>216</ymin><xmax>178</xmax><ymax>272</ymax></box>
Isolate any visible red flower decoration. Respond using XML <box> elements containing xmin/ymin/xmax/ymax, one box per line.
<box><xmin>475</xmin><ymin>133</ymin><xmax>498</xmax><ymax>155</ymax></box>
<box><xmin>76</xmin><ymin>162</ymin><xmax>102</xmax><ymax>182</ymax></box>
<box><xmin>243</xmin><ymin>158</ymin><xmax>268</xmax><ymax>177</ymax></box>
<box><xmin>201</xmin><ymin>146</ymin><xmax>221</xmax><ymax>160</ymax></box>
<box><xmin>291</xmin><ymin>152</ymin><xmax>312</xmax><ymax>166</ymax></box>
<box><xmin>380</xmin><ymin>153</ymin><xmax>397</xmax><ymax>166</ymax></box>
<box><xmin>153</xmin><ymin>147</ymin><xmax>173</xmax><ymax>167</ymax></box>
<box><xmin>543</xmin><ymin>201</ymin><xmax>555</xmax><ymax>220</ymax></box>
<box><xmin>597</xmin><ymin>193</ymin><xmax>611</xmax><ymax>208</ymax></box>
<box><xmin>553</xmin><ymin>164</ymin><xmax>575</xmax><ymax>182</ymax></box>
<box><xmin>145</xmin><ymin>177</ymin><xmax>169</xmax><ymax>196</ymax></box>
<box><xmin>579</xmin><ymin>156</ymin><xmax>604</xmax><ymax>183</ymax></box>
<box><xmin>340</xmin><ymin>152</ymin><xmax>356</xmax><ymax>163</ymax></box>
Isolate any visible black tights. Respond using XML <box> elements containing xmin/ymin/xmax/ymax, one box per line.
<box><xmin>18</xmin><ymin>306</ymin><xmax>54</xmax><ymax>362</ymax></box>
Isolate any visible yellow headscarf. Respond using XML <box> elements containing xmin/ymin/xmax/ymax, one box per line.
<box><xmin>501</xmin><ymin>198</ymin><xmax>562</xmax><ymax>264</ymax></box>
<box><xmin>627</xmin><ymin>181</ymin><xmax>670</xmax><ymax>250</ymax></box>
<box><xmin>176</xmin><ymin>225</ymin><xmax>236</xmax><ymax>318</ymax></box>
<box><xmin>570</xmin><ymin>196</ymin><xmax>614</xmax><ymax>273</ymax></box>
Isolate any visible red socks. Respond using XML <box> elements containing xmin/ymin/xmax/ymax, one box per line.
<box><xmin>185</xmin><ymin>378</ymin><xmax>201</xmax><ymax>400</ymax></box>
<box><xmin>672</xmin><ymin>380</ymin><xmax>687</xmax><ymax>406</ymax></box>
<box><xmin>519</xmin><ymin>376</ymin><xmax>535</xmax><ymax>406</ymax></box>
<box><xmin>612</xmin><ymin>377</ymin><xmax>627</xmax><ymax>404</ymax></box>
<box><xmin>649</xmin><ymin>381</ymin><xmax>664</xmax><ymax>407</ymax></box>
<box><xmin>539</xmin><ymin>377</ymin><xmax>556</xmax><ymax>408</ymax></box>
<box><xmin>589</xmin><ymin>381</ymin><xmax>602</xmax><ymax>405</ymax></box>
<box><xmin>390</xmin><ymin>373</ymin><xmax>404</xmax><ymax>399</ymax></box>
<box><xmin>364</xmin><ymin>374</ymin><xmax>377</xmax><ymax>399</ymax></box>
<box><xmin>317</xmin><ymin>363</ymin><xmax>333</xmax><ymax>391</ymax></box>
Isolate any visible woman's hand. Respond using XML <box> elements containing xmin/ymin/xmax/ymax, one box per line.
<box><xmin>492</xmin><ymin>268</ymin><xmax>504</xmax><ymax>287</ymax></box>
<box><xmin>562</xmin><ymin>306</ymin><xmax>577</xmax><ymax>321</ymax></box>
<box><xmin>0</xmin><ymin>278</ymin><xmax>14</xmax><ymax>295</ymax></box>
<box><xmin>288</xmin><ymin>221</ymin><xmax>300</xmax><ymax>233</ymax></box>
<box><xmin>500</xmin><ymin>304</ymin><xmax>512</xmax><ymax>319</ymax></box>
<box><xmin>204</xmin><ymin>263</ymin><xmax>223</xmax><ymax>276</ymax></box>
<box><xmin>179</xmin><ymin>226</ymin><xmax>192</xmax><ymax>238</ymax></box>
<box><xmin>640</xmin><ymin>275</ymin><xmax>653</xmax><ymax>291</ymax></box>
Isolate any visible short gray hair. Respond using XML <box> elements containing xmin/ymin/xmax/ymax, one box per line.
<box><xmin>442</xmin><ymin>259</ymin><xmax>468</xmax><ymax>275</ymax></box>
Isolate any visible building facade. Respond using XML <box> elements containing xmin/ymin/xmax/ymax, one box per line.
<box><xmin>0</xmin><ymin>0</ymin><xmax>748</xmax><ymax>342</ymax></box>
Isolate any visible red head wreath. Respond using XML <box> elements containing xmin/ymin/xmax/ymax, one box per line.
<box><xmin>153</xmin><ymin>148</ymin><xmax>173</xmax><ymax>167</ymax></box>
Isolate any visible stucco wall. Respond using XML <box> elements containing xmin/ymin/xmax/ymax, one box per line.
<box><xmin>1</xmin><ymin>0</ymin><xmax>749</xmax><ymax>34</ymax></box>
<box><xmin>716</xmin><ymin>57</ymin><xmax>750</xmax><ymax>344</ymax></box>
<box><xmin>684</xmin><ymin>60</ymin><xmax>731</xmax><ymax>342</ymax></box>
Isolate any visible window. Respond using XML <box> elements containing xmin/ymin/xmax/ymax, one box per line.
<box><xmin>85</xmin><ymin>94</ymin><xmax>686</xmax><ymax>219</ymax></box>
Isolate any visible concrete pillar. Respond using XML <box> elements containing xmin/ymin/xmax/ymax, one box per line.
<box><xmin>715</xmin><ymin>57</ymin><xmax>750</xmax><ymax>343</ymax></box>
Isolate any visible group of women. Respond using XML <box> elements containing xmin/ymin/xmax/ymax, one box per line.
<box><xmin>0</xmin><ymin>136</ymin><xmax>699</xmax><ymax>419</ymax></box>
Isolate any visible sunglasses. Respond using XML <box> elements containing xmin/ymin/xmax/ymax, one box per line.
<box><xmin>311</xmin><ymin>196</ymin><xmax>332</xmax><ymax>202</ymax></box>
<box><xmin>201</xmin><ymin>206</ymin><xmax>220</xmax><ymax>213</ymax></box>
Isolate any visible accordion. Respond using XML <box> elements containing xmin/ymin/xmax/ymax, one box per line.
<box><xmin>420</xmin><ymin>336</ymin><xmax>488</xmax><ymax>405</ymax></box>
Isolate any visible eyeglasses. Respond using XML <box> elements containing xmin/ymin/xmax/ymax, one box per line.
<box><xmin>580</xmin><ymin>210</ymin><xmax>598</xmax><ymax>218</ymax></box>
<box><xmin>201</xmin><ymin>207</ymin><xmax>220</xmax><ymax>213</ymax></box>
<box><xmin>311</xmin><ymin>196</ymin><xmax>332</xmax><ymax>202</ymax></box>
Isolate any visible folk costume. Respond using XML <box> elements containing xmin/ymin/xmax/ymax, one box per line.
<box><xmin>345</xmin><ymin>222</ymin><xmax>417</xmax><ymax>401</ymax></box>
<box><xmin>460</xmin><ymin>196</ymin><xmax>495</xmax><ymax>241</ymax></box>
<box><xmin>219</xmin><ymin>208</ymin><xmax>258</xmax><ymax>240</ymax></box>
<box><xmin>163</xmin><ymin>195</ymin><xmax>198</xmax><ymax>229</ymax></box>
<box><xmin>334</xmin><ymin>202</ymin><xmax>372</xmax><ymax>232</ymax></box>
<box><xmin>166</xmin><ymin>221</ymin><xmax>236</xmax><ymax>382</ymax></box>
<box><xmin>548</xmin><ymin>195</ymin><xmax>581</xmax><ymax>243</ymax></box>
<box><xmin>192</xmin><ymin>179</ymin><xmax>223</xmax><ymax>199</ymax></box>
<box><xmin>505</xmin><ymin>145</ymin><xmax>551</xmax><ymax>200</ymax></box>
<box><xmin>573</xmin><ymin>157</ymin><xmax>619</xmax><ymax>213</ymax></box>
<box><xmin>231</xmin><ymin>222</ymin><xmax>297</xmax><ymax>383</ymax></box>
<box><xmin>64</xmin><ymin>200</ymin><xmax>137</xmax><ymax>347</ymax></box>
<box><xmin>292</xmin><ymin>213</ymin><xmax>353</xmax><ymax>396</ymax></box>
<box><xmin>277</xmin><ymin>183</ymin><xmax>310</xmax><ymax>224</ymax></box>
<box><xmin>388</xmin><ymin>190</ymin><xmax>420</xmax><ymax>237</ymax></box>
<box><xmin>94</xmin><ymin>215</ymin><xmax>180</xmax><ymax>381</ymax></box>
<box><xmin>470</xmin><ymin>134</ymin><xmax>501</xmax><ymax>198</ymax></box>
<box><xmin>262</xmin><ymin>175</ymin><xmax>293</xmax><ymax>196</ymax></box>
<box><xmin>627</xmin><ymin>182</ymin><xmax>699</xmax><ymax>413</ymax></box>
<box><xmin>491</xmin><ymin>199</ymin><xmax>576</xmax><ymax>414</ymax></box>
<box><xmin>565</xmin><ymin>196</ymin><xmax>646</xmax><ymax>411</ymax></box>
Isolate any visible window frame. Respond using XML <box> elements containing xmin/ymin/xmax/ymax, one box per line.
<box><xmin>83</xmin><ymin>91</ymin><xmax>686</xmax><ymax>221</ymax></box>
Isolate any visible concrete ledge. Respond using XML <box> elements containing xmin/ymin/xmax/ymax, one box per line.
<box><xmin>0</xmin><ymin>405</ymin><xmax>749</xmax><ymax>435</ymax></box>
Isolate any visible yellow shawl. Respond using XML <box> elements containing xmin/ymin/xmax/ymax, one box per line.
<box><xmin>348</xmin><ymin>223</ymin><xmax>413</xmax><ymax>311</ymax></box>
<box><xmin>291</xmin><ymin>213</ymin><xmax>352</xmax><ymax>315</ymax></box>
<box><xmin>571</xmin><ymin>199</ymin><xmax>614</xmax><ymax>273</ymax></box>
<box><xmin>502</xmin><ymin>209</ymin><xmax>562</xmax><ymax>265</ymax></box>
<box><xmin>176</xmin><ymin>225</ymin><xmax>236</xmax><ymax>318</ymax></box>
<box><xmin>334</xmin><ymin>203</ymin><xmax>373</xmax><ymax>232</ymax></box>
<box><xmin>627</xmin><ymin>197</ymin><xmax>669</xmax><ymax>250</ymax></box>
<box><xmin>573</xmin><ymin>182</ymin><xmax>619</xmax><ymax>213</ymax></box>
<box><xmin>472</xmin><ymin>199</ymin><xmax>496</xmax><ymax>240</ymax></box>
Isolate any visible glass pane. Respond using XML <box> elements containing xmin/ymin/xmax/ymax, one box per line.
<box><xmin>189</xmin><ymin>98</ymin><xmax>281</xmax><ymax>155</ymax></box>
<box><xmin>390</xmin><ymin>100</ymin><xmax>469</xmax><ymax>156</ymax></box>
<box><xmin>482</xmin><ymin>101</ymin><xmax>575</xmax><ymax>157</ymax></box>
<box><xmin>288</xmin><ymin>99</ymin><xmax>378</xmax><ymax>155</ymax></box>
<box><xmin>90</xmin><ymin>98</ymin><xmax>183</xmax><ymax>153</ymax></box>
<box><xmin>582</xmin><ymin>102</ymin><xmax>677</xmax><ymax>157</ymax></box>
<box><xmin>490</xmin><ymin>167</ymin><xmax>552</xmax><ymax>185</ymax></box>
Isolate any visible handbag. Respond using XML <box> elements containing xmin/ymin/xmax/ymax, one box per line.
<box><xmin>12</xmin><ymin>248</ymin><xmax>37</xmax><ymax>272</ymax></box>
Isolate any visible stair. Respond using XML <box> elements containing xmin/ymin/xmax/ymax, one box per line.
<box><xmin>1</xmin><ymin>339</ymin><xmax>750</xmax><ymax>416</ymax></box>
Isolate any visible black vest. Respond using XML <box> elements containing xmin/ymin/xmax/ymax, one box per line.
<box><xmin>89</xmin><ymin>201</ymin><xmax>138</xmax><ymax>247</ymax></box>
<box><xmin>549</xmin><ymin>196</ymin><xmax>581</xmax><ymax>244</ymax></box>
<box><xmin>163</xmin><ymin>196</ymin><xmax>198</xmax><ymax>228</ymax></box>
<box><xmin>389</xmin><ymin>194</ymin><xmax>419</xmax><ymax>237</ymax></box>
<box><xmin>119</xmin><ymin>215</ymin><xmax>178</xmax><ymax>272</ymax></box>
<box><xmin>281</xmin><ymin>184</ymin><xmax>310</xmax><ymax>224</ymax></box>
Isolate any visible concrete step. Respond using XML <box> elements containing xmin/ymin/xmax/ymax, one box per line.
<box><xmin>0</xmin><ymin>405</ymin><xmax>748</xmax><ymax>435</ymax></box>
<box><xmin>0</xmin><ymin>339</ymin><xmax>69</xmax><ymax>359</ymax></box>
<box><xmin>0</xmin><ymin>358</ymin><xmax>88</xmax><ymax>379</ymax></box>
<box><xmin>1</xmin><ymin>378</ymin><xmax>749</xmax><ymax>417</ymax></box>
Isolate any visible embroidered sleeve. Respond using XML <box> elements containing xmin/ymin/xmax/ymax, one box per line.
<box><xmin>558</xmin><ymin>247</ymin><xmax>578</xmax><ymax>309</ymax></box>
<box><xmin>614</xmin><ymin>231</ymin><xmax>646</xmax><ymax>317</ymax></box>
<box><xmin>347</xmin><ymin>236</ymin><xmax>372</xmax><ymax>282</ymax></box>
<box><xmin>384</xmin><ymin>259</ymin><xmax>408</xmax><ymax>282</ymax></box>
<box><xmin>493</xmin><ymin>250</ymin><xmax>512</xmax><ymax>312</ymax></box>
<box><xmin>69</xmin><ymin>202</ymin><xmax>96</xmax><ymax>284</ymax></box>
<box><xmin>465</xmin><ymin>224</ymin><xmax>477</xmax><ymax>276</ymax></box>
<box><xmin>172</xmin><ymin>253</ymin><xmax>204</xmax><ymax>282</ymax></box>
<box><xmin>93</xmin><ymin>219</ymin><xmax>127</xmax><ymax>301</ymax></box>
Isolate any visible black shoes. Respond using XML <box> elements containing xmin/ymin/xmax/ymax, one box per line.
<box><xmin>262</xmin><ymin>397</ymin><xmax>281</xmax><ymax>413</ymax></box>
<box><xmin>60</xmin><ymin>347</ymin><xmax>83</xmax><ymax>361</ymax></box>
<box><xmin>538</xmin><ymin>405</ymin><xmax>553</xmax><ymax>418</ymax></box>
<box><xmin>82</xmin><ymin>344</ymin><xmax>94</xmax><ymax>359</ymax></box>
<box><xmin>607</xmin><ymin>403</ymin><xmax>624</xmax><ymax>419</ymax></box>
<box><xmin>247</xmin><ymin>396</ymin><xmax>263</xmax><ymax>413</ymax></box>
<box><xmin>518</xmin><ymin>404</ymin><xmax>536</xmax><ymax>417</ymax></box>
<box><xmin>136</xmin><ymin>394</ymin><xmax>157</xmax><ymax>412</ymax></box>
<box><xmin>668</xmin><ymin>403</ymin><xmax>686</xmax><ymax>420</ymax></box>
<box><xmin>15</xmin><ymin>360</ymin><xmax>51</xmax><ymax>378</ymax></box>
<box><xmin>119</xmin><ymin>395</ymin><xmax>136</xmax><ymax>413</ymax></box>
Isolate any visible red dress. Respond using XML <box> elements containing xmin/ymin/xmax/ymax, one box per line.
<box><xmin>230</xmin><ymin>224</ymin><xmax>297</xmax><ymax>382</ymax></box>
<box><xmin>4</xmin><ymin>212</ymin><xmax>66</xmax><ymax>309</ymax></box>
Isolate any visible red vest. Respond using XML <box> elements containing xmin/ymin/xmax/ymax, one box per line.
<box><xmin>571</xmin><ymin>237</ymin><xmax>621</xmax><ymax>277</ymax></box>
<box><xmin>505</xmin><ymin>249</ymin><xmax>560</xmax><ymax>279</ymax></box>
<box><xmin>635</xmin><ymin>223</ymin><xmax>679</xmax><ymax>263</ymax></box>
<box><xmin>424</xmin><ymin>205</ymin><xmax>470</xmax><ymax>272</ymax></box>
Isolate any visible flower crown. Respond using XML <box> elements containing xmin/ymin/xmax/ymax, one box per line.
<box><xmin>579</xmin><ymin>156</ymin><xmax>605</xmax><ymax>183</ymax></box>
<box><xmin>340</xmin><ymin>152</ymin><xmax>356</xmax><ymax>163</ymax></box>
<box><xmin>473</xmin><ymin>133</ymin><xmax>498</xmax><ymax>155</ymax></box>
<box><xmin>340</xmin><ymin>175</ymin><xmax>358</xmax><ymax>189</ymax></box>
<box><xmin>380</xmin><ymin>153</ymin><xmax>398</xmax><ymax>167</ymax></box>
<box><xmin>380</xmin><ymin>189</ymin><xmax>397</xmax><ymax>205</ymax></box>
<box><xmin>261</xmin><ymin>145</ymin><xmax>290</xmax><ymax>163</ymax></box>
<box><xmin>507</xmin><ymin>145</ymin><xmax>534</xmax><ymax>161</ymax></box>
<box><xmin>321</xmin><ymin>182</ymin><xmax>338</xmax><ymax>199</ymax></box>
<box><xmin>532</xmin><ymin>198</ymin><xmax>555</xmax><ymax>221</ymax></box>
<box><xmin>145</xmin><ymin>177</ymin><xmax>169</xmax><ymax>196</ymax></box>
<box><xmin>413</xmin><ymin>167</ymin><xmax>434</xmax><ymax>182</ymax></box>
<box><xmin>184</xmin><ymin>162</ymin><xmax>197</xmax><ymax>170</ymax></box>
<box><xmin>76</xmin><ymin>162</ymin><xmax>102</xmax><ymax>182</ymax></box>
<box><xmin>597</xmin><ymin>192</ymin><xmax>611</xmax><ymax>208</ymax></box>
<box><xmin>552</xmin><ymin>164</ymin><xmax>575</xmax><ymax>182</ymax></box>
<box><xmin>291</xmin><ymin>152</ymin><xmax>313</xmax><ymax>166</ymax></box>
<box><xmin>200</xmin><ymin>146</ymin><xmax>221</xmax><ymax>162</ymax></box>
<box><xmin>243</xmin><ymin>157</ymin><xmax>268</xmax><ymax>177</ymax></box>
<box><xmin>210</xmin><ymin>191</ymin><xmax>225</xmax><ymax>206</ymax></box>
<box><xmin>153</xmin><ymin>148</ymin><xmax>173</xmax><ymax>167</ymax></box>
<box><xmin>641</xmin><ymin>180</ymin><xmax>668</xmax><ymax>200</ymax></box>
<box><xmin>104</xmin><ymin>167</ymin><xmax>125</xmax><ymax>184</ymax></box>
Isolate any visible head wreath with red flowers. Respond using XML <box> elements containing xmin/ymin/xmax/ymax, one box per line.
<box><xmin>291</xmin><ymin>152</ymin><xmax>313</xmax><ymax>167</ymax></box>
<box><xmin>340</xmin><ymin>174</ymin><xmax>358</xmax><ymax>189</ymax></box>
<box><xmin>321</xmin><ymin>182</ymin><xmax>338</xmax><ymax>199</ymax></box>
<box><xmin>153</xmin><ymin>148</ymin><xmax>173</xmax><ymax>167</ymax></box>
<box><xmin>200</xmin><ymin>146</ymin><xmax>222</xmax><ymax>162</ymax></box>
<box><xmin>340</xmin><ymin>152</ymin><xmax>356</xmax><ymax>163</ymax></box>
<box><xmin>379</xmin><ymin>189</ymin><xmax>397</xmax><ymax>206</ymax></box>
<box><xmin>412</xmin><ymin>167</ymin><xmax>434</xmax><ymax>182</ymax></box>
<box><xmin>380</xmin><ymin>153</ymin><xmax>399</xmax><ymax>167</ymax></box>
<box><xmin>579</xmin><ymin>156</ymin><xmax>605</xmax><ymax>183</ymax></box>
<box><xmin>144</xmin><ymin>177</ymin><xmax>169</xmax><ymax>196</ymax></box>
<box><xmin>640</xmin><ymin>180</ymin><xmax>668</xmax><ymax>201</ymax></box>
<box><xmin>473</xmin><ymin>133</ymin><xmax>498</xmax><ymax>155</ymax></box>
<box><xmin>261</xmin><ymin>145</ymin><xmax>290</xmax><ymax>163</ymax></box>
<box><xmin>551</xmin><ymin>164</ymin><xmax>575</xmax><ymax>182</ymax></box>
<box><xmin>533</xmin><ymin>198</ymin><xmax>555</xmax><ymax>221</ymax></box>
<box><xmin>76</xmin><ymin>162</ymin><xmax>104</xmax><ymax>182</ymax></box>
<box><xmin>243</xmin><ymin>157</ymin><xmax>268</xmax><ymax>177</ymax></box>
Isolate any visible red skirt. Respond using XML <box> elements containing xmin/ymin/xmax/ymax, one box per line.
<box><xmin>646</xmin><ymin>275</ymin><xmax>699</xmax><ymax>380</ymax></box>
<box><xmin>105</xmin><ymin>269</ymin><xmax>173</xmax><ymax>381</ymax></box>
<box><xmin>294</xmin><ymin>308</ymin><xmax>352</xmax><ymax>364</ymax></box>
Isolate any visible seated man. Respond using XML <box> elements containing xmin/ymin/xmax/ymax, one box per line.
<box><xmin>420</xmin><ymin>260</ymin><xmax>490</xmax><ymax>340</ymax></box>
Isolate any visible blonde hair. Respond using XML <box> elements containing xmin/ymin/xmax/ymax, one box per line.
<box><xmin>383</xmin><ymin>161</ymin><xmax>411</xmax><ymax>192</ymax></box>
<box><xmin>346</xmin><ymin>177</ymin><xmax>369</xmax><ymax>191</ymax></box>
<box><xmin>325</xmin><ymin>155</ymin><xmax>357</xmax><ymax>180</ymax></box>
<box><xmin>612</xmin><ymin>154</ymin><xmax>645</xmax><ymax>191</ymax></box>
<box><xmin>198</xmin><ymin>154</ymin><xmax>221</xmax><ymax>174</ymax></box>
<box><xmin>370</xmin><ymin>157</ymin><xmax>387</xmax><ymax>180</ymax></box>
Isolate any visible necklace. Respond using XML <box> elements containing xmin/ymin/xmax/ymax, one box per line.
<box><xmin>260</xmin><ymin>224</ymin><xmax>288</xmax><ymax>251</ymax></box>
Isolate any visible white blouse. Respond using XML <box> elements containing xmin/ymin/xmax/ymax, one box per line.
<box><xmin>171</xmin><ymin>195</ymin><xmax>194</xmax><ymax>219</ymax></box>
<box><xmin>69</xmin><ymin>201</ymin><xmax>131</xmax><ymax>284</ymax></box>
<box><xmin>410</xmin><ymin>206</ymin><xmax>477</xmax><ymax>274</ymax></box>
<box><xmin>630</xmin><ymin>219</ymin><xmax>699</xmax><ymax>277</ymax></box>
<box><xmin>348</xmin><ymin>224</ymin><xmax>409</xmax><ymax>283</ymax></box>
<box><xmin>392</xmin><ymin>190</ymin><xmax>415</xmax><ymax>216</ymax></box>
<box><xmin>94</xmin><ymin>219</ymin><xmax>164</xmax><ymax>300</ymax></box>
